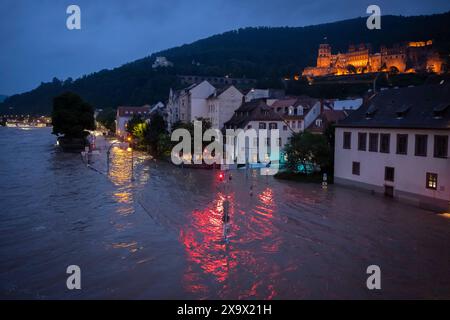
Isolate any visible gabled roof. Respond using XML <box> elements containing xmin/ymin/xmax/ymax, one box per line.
<box><xmin>337</xmin><ymin>83</ymin><xmax>450</xmax><ymax>129</ymax></box>
<box><xmin>224</xmin><ymin>99</ymin><xmax>283</xmax><ymax>129</ymax></box>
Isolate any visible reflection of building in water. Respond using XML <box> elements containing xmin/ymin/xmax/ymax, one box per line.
<box><xmin>303</xmin><ymin>40</ymin><xmax>444</xmax><ymax>77</ymax></box>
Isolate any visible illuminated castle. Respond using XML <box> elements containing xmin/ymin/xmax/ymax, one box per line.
<box><xmin>302</xmin><ymin>40</ymin><xmax>444</xmax><ymax>77</ymax></box>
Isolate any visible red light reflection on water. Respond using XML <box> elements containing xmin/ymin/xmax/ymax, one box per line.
<box><xmin>180</xmin><ymin>184</ymin><xmax>282</xmax><ymax>299</ymax></box>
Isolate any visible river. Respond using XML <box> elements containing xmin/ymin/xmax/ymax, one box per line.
<box><xmin>0</xmin><ymin>127</ymin><xmax>449</xmax><ymax>299</ymax></box>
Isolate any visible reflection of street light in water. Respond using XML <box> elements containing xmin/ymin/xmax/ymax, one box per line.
<box><xmin>218</xmin><ymin>171</ymin><xmax>231</xmax><ymax>243</ymax></box>
<box><xmin>127</xmin><ymin>136</ymin><xmax>135</xmax><ymax>182</ymax></box>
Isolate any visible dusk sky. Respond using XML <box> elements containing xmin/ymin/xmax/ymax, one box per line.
<box><xmin>1</xmin><ymin>0</ymin><xmax>450</xmax><ymax>95</ymax></box>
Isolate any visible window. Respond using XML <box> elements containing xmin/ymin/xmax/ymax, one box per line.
<box><xmin>396</xmin><ymin>134</ymin><xmax>408</xmax><ymax>155</ymax></box>
<box><xmin>434</xmin><ymin>135</ymin><xmax>448</xmax><ymax>158</ymax></box>
<box><xmin>315</xmin><ymin>119</ymin><xmax>323</xmax><ymax>127</ymax></box>
<box><xmin>380</xmin><ymin>134</ymin><xmax>390</xmax><ymax>153</ymax></box>
<box><xmin>259</xmin><ymin>122</ymin><xmax>266</xmax><ymax>129</ymax></box>
<box><xmin>426</xmin><ymin>173</ymin><xmax>438</xmax><ymax>190</ymax></box>
<box><xmin>247</xmin><ymin>125</ymin><xmax>252</xmax><ymax>129</ymax></box>
<box><xmin>385</xmin><ymin>167</ymin><xmax>395</xmax><ymax>182</ymax></box>
<box><xmin>343</xmin><ymin>132</ymin><xmax>351</xmax><ymax>149</ymax></box>
<box><xmin>358</xmin><ymin>132</ymin><xmax>367</xmax><ymax>151</ymax></box>
<box><xmin>369</xmin><ymin>133</ymin><xmax>379</xmax><ymax>152</ymax></box>
<box><xmin>415</xmin><ymin>135</ymin><xmax>428</xmax><ymax>157</ymax></box>
<box><xmin>278</xmin><ymin>138</ymin><xmax>282</xmax><ymax>146</ymax></box>
<box><xmin>352</xmin><ymin>162</ymin><xmax>360</xmax><ymax>175</ymax></box>
<box><xmin>283</xmin><ymin>125</ymin><xmax>287</xmax><ymax>131</ymax></box>
<box><xmin>269</xmin><ymin>123</ymin><xmax>278</xmax><ymax>129</ymax></box>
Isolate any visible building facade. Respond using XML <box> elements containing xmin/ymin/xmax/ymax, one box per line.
<box><xmin>115</xmin><ymin>105</ymin><xmax>151</xmax><ymax>138</ymax></box>
<box><xmin>334</xmin><ymin>84</ymin><xmax>450</xmax><ymax>211</ymax></box>
<box><xmin>207</xmin><ymin>85</ymin><xmax>244</xmax><ymax>129</ymax></box>
<box><xmin>303</xmin><ymin>40</ymin><xmax>444</xmax><ymax>77</ymax></box>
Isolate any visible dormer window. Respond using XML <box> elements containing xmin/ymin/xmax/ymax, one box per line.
<box><xmin>395</xmin><ymin>104</ymin><xmax>411</xmax><ymax>118</ymax></box>
<box><xmin>315</xmin><ymin>119</ymin><xmax>323</xmax><ymax>127</ymax></box>
<box><xmin>366</xmin><ymin>103</ymin><xmax>378</xmax><ymax>119</ymax></box>
<box><xmin>433</xmin><ymin>104</ymin><xmax>449</xmax><ymax>118</ymax></box>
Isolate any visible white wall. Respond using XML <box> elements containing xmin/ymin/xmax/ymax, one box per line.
<box><xmin>303</xmin><ymin>102</ymin><xmax>321</xmax><ymax>128</ymax></box>
<box><xmin>209</xmin><ymin>86</ymin><xmax>243</xmax><ymax>129</ymax></box>
<box><xmin>335</xmin><ymin>127</ymin><xmax>450</xmax><ymax>205</ymax></box>
<box><xmin>189</xmin><ymin>81</ymin><xmax>216</xmax><ymax>121</ymax></box>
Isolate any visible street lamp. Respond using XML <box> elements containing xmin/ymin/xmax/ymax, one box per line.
<box><xmin>127</xmin><ymin>136</ymin><xmax>135</xmax><ymax>182</ymax></box>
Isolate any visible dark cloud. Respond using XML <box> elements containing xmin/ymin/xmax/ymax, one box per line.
<box><xmin>1</xmin><ymin>0</ymin><xmax>449</xmax><ymax>94</ymax></box>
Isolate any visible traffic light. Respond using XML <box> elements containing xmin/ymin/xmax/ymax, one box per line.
<box><xmin>218</xmin><ymin>172</ymin><xmax>224</xmax><ymax>182</ymax></box>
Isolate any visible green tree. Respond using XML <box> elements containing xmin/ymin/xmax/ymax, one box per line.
<box><xmin>96</xmin><ymin>108</ymin><xmax>116</xmax><ymax>133</ymax></box>
<box><xmin>145</xmin><ymin>113</ymin><xmax>168</xmax><ymax>156</ymax></box>
<box><xmin>126</xmin><ymin>115</ymin><xmax>145</xmax><ymax>135</ymax></box>
<box><xmin>51</xmin><ymin>92</ymin><xmax>95</xmax><ymax>138</ymax></box>
<box><xmin>284</xmin><ymin>131</ymin><xmax>331</xmax><ymax>173</ymax></box>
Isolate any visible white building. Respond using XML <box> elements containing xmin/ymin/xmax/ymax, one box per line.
<box><xmin>166</xmin><ymin>81</ymin><xmax>216</xmax><ymax>130</ymax></box>
<box><xmin>207</xmin><ymin>85</ymin><xmax>243</xmax><ymax>129</ymax></box>
<box><xmin>152</xmin><ymin>56</ymin><xmax>173</xmax><ymax>68</ymax></box>
<box><xmin>334</xmin><ymin>84</ymin><xmax>450</xmax><ymax>212</ymax></box>
<box><xmin>224</xmin><ymin>99</ymin><xmax>292</xmax><ymax>164</ymax></box>
<box><xmin>115</xmin><ymin>105</ymin><xmax>151</xmax><ymax>138</ymax></box>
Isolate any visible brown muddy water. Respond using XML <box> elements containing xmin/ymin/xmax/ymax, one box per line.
<box><xmin>0</xmin><ymin>127</ymin><xmax>449</xmax><ymax>299</ymax></box>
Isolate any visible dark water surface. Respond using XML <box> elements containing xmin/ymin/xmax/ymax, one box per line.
<box><xmin>0</xmin><ymin>127</ymin><xmax>449</xmax><ymax>299</ymax></box>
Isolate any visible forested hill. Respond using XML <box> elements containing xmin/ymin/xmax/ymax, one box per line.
<box><xmin>2</xmin><ymin>11</ymin><xmax>450</xmax><ymax>115</ymax></box>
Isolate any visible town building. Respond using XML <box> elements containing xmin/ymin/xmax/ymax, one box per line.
<box><xmin>223</xmin><ymin>99</ymin><xmax>291</xmax><ymax>164</ymax></box>
<box><xmin>334</xmin><ymin>83</ymin><xmax>450</xmax><ymax>211</ymax></box>
<box><xmin>307</xmin><ymin>109</ymin><xmax>350</xmax><ymax>134</ymax></box>
<box><xmin>269</xmin><ymin>96</ymin><xmax>322</xmax><ymax>133</ymax></box>
<box><xmin>166</xmin><ymin>81</ymin><xmax>216</xmax><ymax>130</ymax></box>
<box><xmin>303</xmin><ymin>40</ymin><xmax>444</xmax><ymax>77</ymax></box>
<box><xmin>115</xmin><ymin>105</ymin><xmax>151</xmax><ymax>138</ymax></box>
<box><xmin>152</xmin><ymin>56</ymin><xmax>173</xmax><ymax>68</ymax></box>
<box><xmin>207</xmin><ymin>85</ymin><xmax>244</xmax><ymax>129</ymax></box>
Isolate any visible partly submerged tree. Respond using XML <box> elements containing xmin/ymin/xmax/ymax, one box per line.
<box><xmin>51</xmin><ymin>92</ymin><xmax>95</xmax><ymax>138</ymax></box>
<box><xmin>145</xmin><ymin>113</ymin><xmax>168</xmax><ymax>156</ymax></box>
<box><xmin>284</xmin><ymin>131</ymin><xmax>331</xmax><ymax>173</ymax></box>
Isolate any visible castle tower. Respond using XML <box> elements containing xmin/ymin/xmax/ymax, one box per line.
<box><xmin>316</xmin><ymin>44</ymin><xmax>331</xmax><ymax>68</ymax></box>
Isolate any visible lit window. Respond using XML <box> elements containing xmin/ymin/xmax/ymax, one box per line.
<box><xmin>426</xmin><ymin>172</ymin><xmax>437</xmax><ymax>190</ymax></box>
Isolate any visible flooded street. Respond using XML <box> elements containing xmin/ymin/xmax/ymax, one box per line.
<box><xmin>0</xmin><ymin>127</ymin><xmax>449</xmax><ymax>299</ymax></box>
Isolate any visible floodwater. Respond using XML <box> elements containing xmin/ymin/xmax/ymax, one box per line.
<box><xmin>0</xmin><ymin>127</ymin><xmax>449</xmax><ymax>299</ymax></box>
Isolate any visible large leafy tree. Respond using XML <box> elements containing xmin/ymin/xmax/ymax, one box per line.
<box><xmin>96</xmin><ymin>108</ymin><xmax>116</xmax><ymax>132</ymax></box>
<box><xmin>145</xmin><ymin>113</ymin><xmax>168</xmax><ymax>155</ymax></box>
<box><xmin>284</xmin><ymin>131</ymin><xmax>332</xmax><ymax>173</ymax></box>
<box><xmin>51</xmin><ymin>92</ymin><xmax>95</xmax><ymax>138</ymax></box>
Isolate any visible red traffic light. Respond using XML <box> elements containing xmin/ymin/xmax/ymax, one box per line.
<box><xmin>218</xmin><ymin>172</ymin><xmax>224</xmax><ymax>181</ymax></box>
